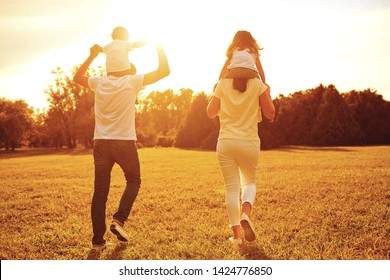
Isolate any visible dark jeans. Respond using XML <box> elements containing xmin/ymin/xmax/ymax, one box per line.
<box><xmin>92</xmin><ymin>139</ymin><xmax>141</xmax><ymax>245</ymax></box>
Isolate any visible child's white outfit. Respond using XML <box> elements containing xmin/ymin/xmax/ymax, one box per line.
<box><xmin>103</xmin><ymin>40</ymin><xmax>135</xmax><ymax>73</ymax></box>
<box><xmin>227</xmin><ymin>49</ymin><xmax>259</xmax><ymax>73</ymax></box>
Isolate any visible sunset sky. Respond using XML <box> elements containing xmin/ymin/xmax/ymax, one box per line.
<box><xmin>0</xmin><ymin>0</ymin><xmax>389</xmax><ymax>109</ymax></box>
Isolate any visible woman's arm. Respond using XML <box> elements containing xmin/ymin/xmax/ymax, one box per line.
<box><xmin>259</xmin><ymin>86</ymin><xmax>275</xmax><ymax>122</ymax></box>
<box><xmin>207</xmin><ymin>96</ymin><xmax>220</xmax><ymax>119</ymax></box>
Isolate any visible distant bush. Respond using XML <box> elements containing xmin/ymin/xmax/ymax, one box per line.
<box><xmin>156</xmin><ymin>136</ymin><xmax>175</xmax><ymax>147</ymax></box>
<box><xmin>137</xmin><ymin>132</ymin><xmax>157</xmax><ymax>147</ymax></box>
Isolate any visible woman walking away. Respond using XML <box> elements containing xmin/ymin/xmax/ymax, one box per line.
<box><xmin>207</xmin><ymin>33</ymin><xmax>275</xmax><ymax>243</ymax></box>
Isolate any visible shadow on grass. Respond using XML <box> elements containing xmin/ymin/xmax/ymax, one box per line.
<box><xmin>276</xmin><ymin>145</ymin><xmax>355</xmax><ymax>153</ymax></box>
<box><xmin>86</xmin><ymin>243</ymin><xmax>127</xmax><ymax>260</ymax></box>
<box><xmin>239</xmin><ymin>243</ymin><xmax>271</xmax><ymax>260</ymax></box>
<box><xmin>0</xmin><ymin>147</ymin><xmax>92</xmax><ymax>159</ymax></box>
<box><xmin>106</xmin><ymin>243</ymin><xmax>128</xmax><ymax>260</ymax></box>
<box><xmin>86</xmin><ymin>249</ymin><xmax>101</xmax><ymax>260</ymax></box>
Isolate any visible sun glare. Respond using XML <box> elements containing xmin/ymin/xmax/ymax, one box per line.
<box><xmin>3</xmin><ymin>0</ymin><xmax>389</xmax><ymax>111</ymax></box>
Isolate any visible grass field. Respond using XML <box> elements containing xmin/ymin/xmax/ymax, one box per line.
<box><xmin>0</xmin><ymin>146</ymin><xmax>389</xmax><ymax>260</ymax></box>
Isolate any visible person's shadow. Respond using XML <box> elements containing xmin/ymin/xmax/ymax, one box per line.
<box><xmin>85</xmin><ymin>242</ymin><xmax>127</xmax><ymax>260</ymax></box>
<box><xmin>84</xmin><ymin>241</ymin><xmax>269</xmax><ymax>260</ymax></box>
<box><xmin>86</xmin><ymin>249</ymin><xmax>101</xmax><ymax>260</ymax></box>
<box><xmin>106</xmin><ymin>243</ymin><xmax>127</xmax><ymax>260</ymax></box>
<box><xmin>239</xmin><ymin>242</ymin><xmax>270</xmax><ymax>260</ymax></box>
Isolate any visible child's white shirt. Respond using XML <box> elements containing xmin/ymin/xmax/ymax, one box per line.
<box><xmin>227</xmin><ymin>49</ymin><xmax>258</xmax><ymax>72</ymax></box>
<box><xmin>103</xmin><ymin>40</ymin><xmax>134</xmax><ymax>72</ymax></box>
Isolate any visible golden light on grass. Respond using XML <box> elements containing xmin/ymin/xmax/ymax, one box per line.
<box><xmin>1</xmin><ymin>146</ymin><xmax>389</xmax><ymax>260</ymax></box>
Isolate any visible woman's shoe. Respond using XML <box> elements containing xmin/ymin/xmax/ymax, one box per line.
<box><xmin>240</xmin><ymin>213</ymin><xmax>256</xmax><ymax>242</ymax></box>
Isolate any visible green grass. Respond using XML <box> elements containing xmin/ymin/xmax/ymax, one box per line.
<box><xmin>0</xmin><ymin>146</ymin><xmax>389</xmax><ymax>260</ymax></box>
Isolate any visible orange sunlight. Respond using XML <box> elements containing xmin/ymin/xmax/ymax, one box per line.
<box><xmin>82</xmin><ymin>0</ymin><xmax>233</xmax><ymax>94</ymax></box>
<box><xmin>1</xmin><ymin>0</ymin><xmax>389</xmax><ymax>110</ymax></box>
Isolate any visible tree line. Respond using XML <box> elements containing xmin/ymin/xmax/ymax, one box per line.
<box><xmin>1</xmin><ymin>66</ymin><xmax>390</xmax><ymax>151</ymax></box>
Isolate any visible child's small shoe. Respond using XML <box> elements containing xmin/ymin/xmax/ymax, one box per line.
<box><xmin>228</xmin><ymin>237</ymin><xmax>242</xmax><ymax>245</ymax></box>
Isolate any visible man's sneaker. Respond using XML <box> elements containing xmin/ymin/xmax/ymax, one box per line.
<box><xmin>240</xmin><ymin>213</ymin><xmax>256</xmax><ymax>242</ymax></box>
<box><xmin>110</xmin><ymin>220</ymin><xmax>129</xmax><ymax>242</ymax></box>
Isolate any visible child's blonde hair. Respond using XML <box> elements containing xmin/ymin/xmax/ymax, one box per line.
<box><xmin>111</xmin><ymin>26</ymin><xmax>129</xmax><ymax>41</ymax></box>
<box><xmin>226</xmin><ymin>30</ymin><xmax>263</xmax><ymax>59</ymax></box>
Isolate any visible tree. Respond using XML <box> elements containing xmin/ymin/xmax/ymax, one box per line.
<box><xmin>175</xmin><ymin>93</ymin><xmax>218</xmax><ymax>149</ymax></box>
<box><xmin>344</xmin><ymin>89</ymin><xmax>390</xmax><ymax>145</ymax></box>
<box><xmin>45</xmin><ymin>66</ymin><xmax>98</xmax><ymax>148</ymax></box>
<box><xmin>277</xmin><ymin>84</ymin><xmax>324</xmax><ymax>145</ymax></box>
<box><xmin>0</xmin><ymin>98</ymin><xmax>33</xmax><ymax>150</ymax></box>
<box><xmin>45</xmin><ymin>67</ymin><xmax>78</xmax><ymax>148</ymax></box>
<box><xmin>27</xmin><ymin>108</ymin><xmax>51</xmax><ymax>147</ymax></box>
<box><xmin>74</xmin><ymin>82</ymin><xmax>95</xmax><ymax>149</ymax></box>
<box><xmin>136</xmin><ymin>88</ymin><xmax>193</xmax><ymax>147</ymax></box>
<box><xmin>310</xmin><ymin>85</ymin><xmax>364</xmax><ymax>146</ymax></box>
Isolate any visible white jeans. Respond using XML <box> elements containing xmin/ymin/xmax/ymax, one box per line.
<box><xmin>217</xmin><ymin>139</ymin><xmax>260</xmax><ymax>226</ymax></box>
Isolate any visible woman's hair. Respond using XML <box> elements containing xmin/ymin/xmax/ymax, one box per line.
<box><xmin>111</xmin><ymin>26</ymin><xmax>129</xmax><ymax>41</ymax></box>
<box><xmin>226</xmin><ymin>30</ymin><xmax>263</xmax><ymax>59</ymax></box>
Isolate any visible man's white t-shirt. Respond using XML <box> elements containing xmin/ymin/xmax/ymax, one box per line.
<box><xmin>88</xmin><ymin>74</ymin><xmax>144</xmax><ymax>140</ymax></box>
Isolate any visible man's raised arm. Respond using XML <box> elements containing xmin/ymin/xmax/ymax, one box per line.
<box><xmin>73</xmin><ymin>44</ymin><xmax>101</xmax><ymax>88</ymax></box>
<box><xmin>142</xmin><ymin>43</ymin><xmax>170</xmax><ymax>86</ymax></box>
